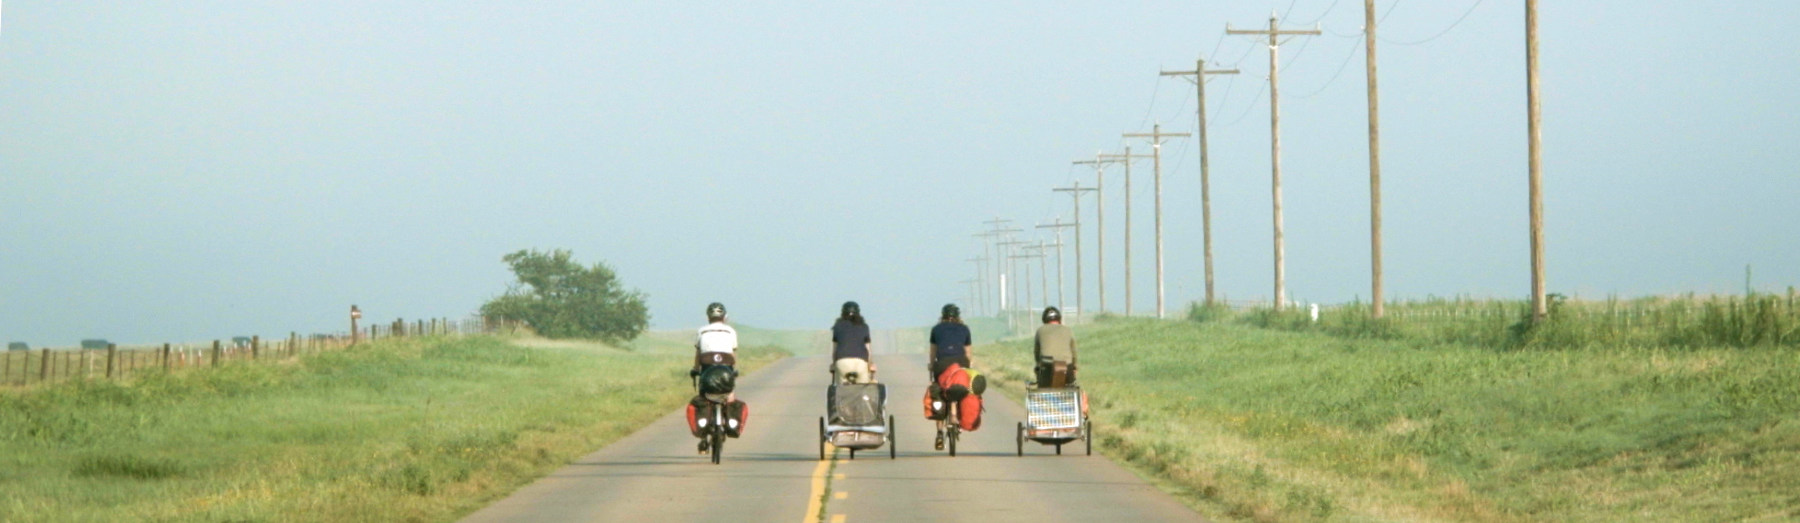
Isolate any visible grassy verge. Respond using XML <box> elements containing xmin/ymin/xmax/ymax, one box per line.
<box><xmin>0</xmin><ymin>334</ymin><xmax>784</xmax><ymax>522</ymax></box>
<box><xmin>979</xmin><ymin>318</ymin><xmax>1800</xmax><ymax>521</ymax></box>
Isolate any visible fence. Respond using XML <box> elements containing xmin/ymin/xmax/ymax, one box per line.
<box><xmin>1</xmin><ymin>316</ymin><xmax>518</xmax><ymax>388</ymax></box>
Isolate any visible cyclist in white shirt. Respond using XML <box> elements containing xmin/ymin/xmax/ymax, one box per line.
<box><xmin>695</xmin><ymin>302</ymin><xmax>739</xmax><ymax>369</ymax></box>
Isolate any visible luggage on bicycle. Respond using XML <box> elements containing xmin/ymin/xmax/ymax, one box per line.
<box><xmin>687</xmin><ymin>396</ymin><xmax>749</xmax><ymax>438</ymax></box>
<box><xmin>931</xmin><ymin>364</ymin><xmax>984</xmax><ymax>431</ymax></box>
<box><xmin>922</xmin><ymin>384</ymin><xmax>950</xmax><ymax>420</ymax></box>
<box><xmin>956</xmin><ymin>390</ymin><xmax>983</xmax><ymax>431</ymax></box>
<box><xmin>698</xmin><ymin>365</ymin><xmax>736</xmax><ymax>395</ymax></box>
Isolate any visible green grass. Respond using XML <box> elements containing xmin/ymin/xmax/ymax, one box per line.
<box><xmin>979</xmin><ymin>316</ymin><xmax>1800</xmax><ymax>521</ymax></box>
<box><xmin>1206</xmin><ymin>293</ymin><xmax>1800</xmax><ymax>351</ymax></box>
<box><xmin>0</xmin><ymin>334</ymin><xmax>783</xmax><ymax>522</ymax></box>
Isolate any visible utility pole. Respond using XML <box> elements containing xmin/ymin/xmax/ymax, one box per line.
<box><xmin>1010</xmin><ymin>249</ymin><xmax>1044</xmax><ymax>314</ymax></box>
<box><xmin>1125</xmin><ymin>123</ymin><xmax>1191</xmax><ymax>318</ymax></box>
<box><xmin>1229</xmin><ymin>13</ymin><xmax>1319</xmax><ymax>310</ymax></box>
<box><xmin>980</xmin><ymin>218</ymin><xmax>1020</xmax><ymax>317</ymax></box>
<box><xmin>1364</xmin><ymin>0</ymin><xmax>1386</xmax><ymax>319</ymax></box>
<box><xmin>965</xmin><ymin>256</ymin><xmax>987</xmax><ymax>315</ymax></box>
<box><xmin>999</xmin><ymin>238</ymin><xmax>1031</xmax><ymax>328</ymax></box>
<box><xmin>1052</xmin><ymin>183</ymin><xmax>1097</xmax><ymax>320</ymax></box>
<box><xmin>1072</xmin><ymin>153</ymin><xmax>1125</xmax><ymax>313</ymax></box>
<box><xmin>1526</xmin><ymin>0</ymin><xmax>1547</xmax><ymax>323</ymax></box>
<box><xmin>1037</xmin><ymin>219</ymin><xmax>1076</xmax><ymax>311</ymax></box>
<box><xmin>958</xmin><ymin>279</ymin><xmax>978</xmax><ymax>310</ymax></box>
<box><xmin>1033</xmin><ymin>241</ymin><xmax>1050</xmax><ymax>310</ymax></box>
<box><xmin>1098</xmin><ymin>149</ymin><xmax>1151</xmax><ymax>316</ymax></box>
<box><xmin>1162</xmin><ymin>59</ymin><xmax>1239</xmax><ymax>307</ymax></box>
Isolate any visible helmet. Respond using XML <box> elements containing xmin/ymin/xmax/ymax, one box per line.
<box><xmin>941</xmin><ymin>303</ymin><xmax>960</xmax><ymax>319</ymax></box>
<box><xmin>841</xmin><ymin>301</ymin><xmax>860</xmax><ymax>318</ymax></box>
<box><xmin>1042</xmin><ymin>306</ymin><xmax>1061</xmax><ymax>324</ymax></box>
<box><xmin>706</xmin><ymin>302</ymin><xmax>727</xmax><ymax>322</ymax></box>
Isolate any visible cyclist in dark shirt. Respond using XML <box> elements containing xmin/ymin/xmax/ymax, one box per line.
<box><xmin>928</xmin><ymin>303</ymin><xmax>973</xmax><ymax>379</ymax></box>
<box><xmin>830</xmin><ymin>301</ymin><xmax>874</xmax><ymax>383</ymax></box>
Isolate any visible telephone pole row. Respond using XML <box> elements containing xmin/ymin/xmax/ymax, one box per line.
<box><xmin>1160</xmin><ymin>60</ymin><xmax>1238</xmax><ymax>309</ymax></box>
<box><xmin>1228</xmin><ymin>13</ymin><xmax>1319</xmax><ymax>310</ymax></box>
<box><xmin>1124</xmin><ymin>123</ymin><xmax>1191</xmax><ymax>318</ymax></box>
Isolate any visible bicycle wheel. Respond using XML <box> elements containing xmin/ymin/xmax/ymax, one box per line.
<box><xmin>710</xmin><ymin>430</ymin><xmax>723</xmax><ymax>464</ymax></box>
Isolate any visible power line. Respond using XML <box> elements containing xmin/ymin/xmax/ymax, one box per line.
<box><xmin>1218</xmin><ymin>82</ymin><xmax>1267</xmax><ymax>127</ymax></box>
<box><xmin>1292</xmin><ymin>34</ymin><xmax>1365</xmax><ymax>99</ymax></box>
<box><xmin>1380</xmin><ymin>0</ymin><xmax>1486</xmax><ymax>46</ymax></box>
<box><xmin>1278</xmin><ymin>33</ymin><xmax>1315</xmax><ymax>73</ymax></box>
<box><xmin>1297</xmin><ymin>0</ymin><xmax>1346</xmax><ymax>25</ymax></box>
<box><xmin>1379</xmin><ymin>0</ymin><xmax>1401</xmax><ymax>24</ymax></box>
<box><xmin>1137</xmin><ymin>77</ymin><xmax>1164</xmax><ymax>130</ymax></box>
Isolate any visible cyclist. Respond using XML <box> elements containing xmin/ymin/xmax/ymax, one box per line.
<box><xmin>1033</xmin><ymin>306</ymin><xmax>1077</xmax><ymax>387</ymax></box>
<box><xmin>927</xmin><ymin>303</ymin><xmax>974</xmax><ymax>449</ymax></box>
<box><xmin>695</xmin><ymin>302</ymin><xmax>738</xmax><ymax>371</ymax></box>
<box><xmin>928</xmin><ymin>303</ymin><xmax>972</xmax><ymax>379</ymax></box>
<box><xmin>691</xmin><ymin>302</ymin><xmax>741</xmax><ymax>454</ymax></box>
<box><xmin>830</xmin><ymin>301</ymin><xmax>874</xmax><ymax>384</ymax></box>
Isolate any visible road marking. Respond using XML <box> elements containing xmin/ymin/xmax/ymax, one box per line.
<box><xmin>834</xmin><ymin>492</ymin><xmax>848</xmax><ymax>500</ymax></box>
<box><xmin>833</xmin><ymin>473</ymin><xmax>845</xmax><ymax>480</ymax></box>
<box><xmin>803</xmin><ymin>444</ymin><xmax>835</xmax><ymax>523</ymax></box>
<box><xmin>831</xmin><ymin>515</ymin><xmax>846</xmax><ymax>523</ymax></box>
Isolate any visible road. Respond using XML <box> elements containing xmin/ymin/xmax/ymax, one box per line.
<box><xmin>462</xmin><ymin>343</ymin><xmax>1203</xmax><ymax>522</ymax></box>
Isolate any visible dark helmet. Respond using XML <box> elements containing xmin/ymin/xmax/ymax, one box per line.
<box><xmin>1042</xmin><ymin>306</ymin><xmax>1062</xmax><ymax>324</ymax></box>
<box><xmin>706</xmin><ymin>302</ymin><xmax>727</xmax><ymax>322</ymax></box>
<box><xmin>941</xmin><ymin>303</ymin><xmax>960</xmax><ymax>319</ymax></box>
<box><xmin>841</xmin><ymin>301</ymin><xmax>861</xmax><ymax>318</ymax></box>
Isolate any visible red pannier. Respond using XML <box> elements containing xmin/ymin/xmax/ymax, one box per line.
<box><xmin>921</xmin><ymin>364</ymin><xmax>983</xmax><ymax>431</ymax></box>
<box><xmin>686</xmin><ymin>396</ymin><xmax>749</xmax><ymax>437</ymax></box>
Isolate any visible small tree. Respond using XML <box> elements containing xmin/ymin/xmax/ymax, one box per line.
<box><xmin>480</xmin><ymin>249</ymin><xmax>649</xmax><ymax>342</ymax></box>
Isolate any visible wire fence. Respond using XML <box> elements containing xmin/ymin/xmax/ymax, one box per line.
<box><xmin>1</xmin><ymin>316</ymin><xmax>521</xmax><ymax>388</ymax></box>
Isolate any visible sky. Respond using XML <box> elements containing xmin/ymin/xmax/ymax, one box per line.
<box><xmin>3</xmin><ymin>1</ymin><xmax>1798</xmax><ymax>346</ymax></box>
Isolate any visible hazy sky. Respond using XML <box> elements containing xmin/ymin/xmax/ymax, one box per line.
<box><xmin>4</xmin><ymin>1</ymin><xmax>1797</xmax><ymax>345</ymax></box>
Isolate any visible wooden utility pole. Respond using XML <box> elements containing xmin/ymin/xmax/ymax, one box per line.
<box><xmin>1037</xmin><ymin>219</ymin><xmax>1076</xmax><ymax>311</ymax></box>
<box><xmin>1526</xmin><ymin>0</ymin><xmax>1547</xmax><ymax>323</ymax></box>
<box><xmin>1162</xmin><ymin>59</ymin><xmax>1239</xmax><ymax>307</ymax></box>
<box><xmin>1229</xmin><ymin>13</ymin><xmax>1319</xmax><ymax>310</ymax></box>
<box><xmin>1365</xmin><ymin>0</ymin><xmax>1386</xmax><ymax>319</ymax></box>
<box><xmin>979</xmin><ymin>218</ymin><xmax>1020</xmax><ymax>317</ymax></box>
<box><xmin>1072</xmin><ymin>153</ymin><xmax>1125</xmax><ymax>313</ymax></box>
<box><xmin>349</xmin><ymin>305</ymin><xmax>362</xmax><ymax>346</ymax></box>
<box><xmin>1098</xmin><ymin>149</ymin><xmax>1151</xmax><ymax>316</ymax></box>
<box><xmin>1053</xmin><ymin>183</ymin><xmax>1097</xmax><ymax>319</ymax></box>
<box><xmin>1125</xmin><ymin>123</ymin><xmax>1192</xmax><ymax>318</ymax></box>
<box><xmin>965</xmin><ymin>256</ymin><xmax>987</xmax><ymax>316</ymax></box>
<box><xmin>999</xmin><ymin>239</ymin><xmax>1031</xmax><ymax>323</ymax></box>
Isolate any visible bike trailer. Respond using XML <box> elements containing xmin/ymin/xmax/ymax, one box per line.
<box><xmin>1024</xmin><ymin>388</ymin><xmax>1084</xmax><ymax>439</ymax></box>
<box><xmin>829</xmin><ymin>383</ymin><xmax>886</xmax><ymax>427</ymax></box>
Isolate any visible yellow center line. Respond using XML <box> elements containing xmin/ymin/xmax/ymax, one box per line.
<box><xmin>803</xmin><ymin>444</ymin><xmax>835</xmax><ymax>523</ymax></box>
<box><xmin>830</xmin><ymin>515</ymin><xmax>847</xmax><ymax>523</ymax></box>
<box><xmin>833</xmin><ymin>492</ymin><xmax>848</xmax><ymax>500</ymax></box>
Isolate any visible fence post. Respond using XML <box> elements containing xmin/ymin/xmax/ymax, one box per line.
<box><xmin>162</xmin><ymin>343</ymin><xmax>172</xmax><ymax>371</ymax></box>
<box><xmin>252</xmin><ymin>335</ymin><xmax>261</xmax><ymax>360</ymax></box>
<box><xmin>211</xmin><ymin>340</ymin><xmax>222</xmax><ymax>367</ymax></box>
<box><xmin>40</xmin><ymin>348</ymin><xmax>51</xmax><ymax>383</ymax></box>
<box><xmin>106</xmin><ymin>344</ymin><xmax>117</xmax><ymax>379</ymax></box>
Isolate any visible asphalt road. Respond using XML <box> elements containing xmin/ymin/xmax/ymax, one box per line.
<box><xmin>462</xmin><ymin>348</ymin><xmax>1203</xmax><ymax>522</ymax></box>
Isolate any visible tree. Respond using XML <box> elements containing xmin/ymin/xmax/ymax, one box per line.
<box><xmin>480</xmin><ymin>249</ymin><xmax>649</xmax><ymax>342</ymax></box>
